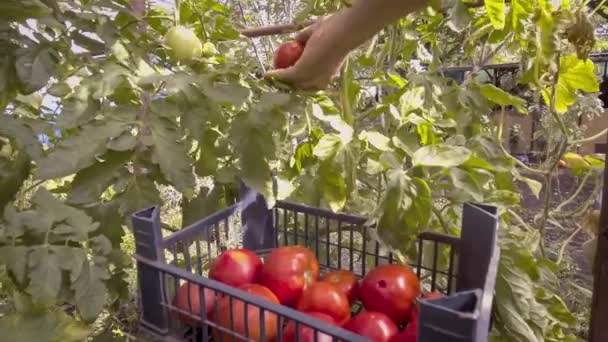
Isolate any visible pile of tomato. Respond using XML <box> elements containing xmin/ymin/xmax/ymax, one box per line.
<box><xmin>173</xmin><ymin>245</ymin><xmax>445</xmax><ymax>342</ymax></box>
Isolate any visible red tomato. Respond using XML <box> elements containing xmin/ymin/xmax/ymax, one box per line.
<box><xmin>282</xmin><ymin>312</ymin><xmax>338</xmax><ymax>342</ymax></box>
<box><xmin>344</xmin><ymin>311</ymin><xmax>399</xmax><ymax>342</ymax></box>
<box><xmin>258</xmin><ymin>246</ymin><xmax>320</xmax><ymax>306</ymax></box>
<box><xmin>322</xmin><ymin>270</ymin><xmax>359</xmax><ymax>304</ymax></box>
<box><xmin>390</xmin><ymin>320</ymin><xmax>417</xmax><ymax>342</ymax></box>
<box><xmin>296</xmin><ymin>282</ymin><xmax>351</xmax><ymax>325</ymax></box>
<box><xmin>173</xmin><ymin>282</ymin><xmax>217</xmax><ymax>326</ymax></box>
<box><xmin>214</xmin><ymin>284</ymin><xmax>280</xmax><ymax>342</ymax></box>
<box><xmin>209</xmin><ymin>249</ymin><xmax>262</xmax><ymax>287</ymax></box>
<box><xmin>359</xmin><ymin>264</ymin><xmax>421</xmax><ymax>325</ymax></box>
<box><xmin>273</xmin><ymin>40</ymin><xmax>304</xmax><ymax>69</ymax></box>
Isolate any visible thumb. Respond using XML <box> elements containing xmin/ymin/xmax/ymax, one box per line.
<box><xmin>263</xmin><ymin>67</ymin><xmax>299</xmax><ymax>83</ymax></box>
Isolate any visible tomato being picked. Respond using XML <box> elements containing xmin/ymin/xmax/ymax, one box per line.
<box><xmin>273</xmin><ymin>40</ymin><xmax>305</xmax><ymax>69</ymax></box>
<box><xmin>282</xmin><ymin>312</ymin><xmax>338</xmax><ymax>342</ymax></box>
<box><xmin>296</xmin><ymin>282</ymin><xmax>351</xmax><ymax>325</ymax></box>
<box><xmin>359</xmin><ymin>264</ymin><xmax>421</xmax><ymax>325</ymax></box>
<box><xmin>258</xmin><ymin>246</ymin><xmax>320</xmax><ymax>306</ymax></box>
<box><xmin>209</xmin><ymin>249</ymin><xmax>262</xmax><ymax>287</ymax></box>
<box><xmin>344</xmin><ymin>311</ymin><xmax>399</xmax><ymax>342</ymax></box>
<box><xmin>322</xmin><ymin>270</ymin><xmax>359</xmax><ymax>304</ymax></box>
<box><xmin>173</xmin><ymin>282</ymin><xmax>217</xmax><ymax>326</ymax></box>
<box><xmin>214</xmin><ymin>284</ymin><xmax>280</xmax><ymax>342</ymax></box>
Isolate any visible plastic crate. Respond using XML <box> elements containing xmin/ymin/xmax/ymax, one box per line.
<box><xmin>131</xmin><ymin>190</ymin><xmax>499</xmax><ymax>342</ymax></box>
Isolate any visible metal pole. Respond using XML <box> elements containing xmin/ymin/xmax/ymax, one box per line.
<box><xmin>589</xmin><ymin>138</ymin><xmax>608</xmax><ymax>342</ymax></box>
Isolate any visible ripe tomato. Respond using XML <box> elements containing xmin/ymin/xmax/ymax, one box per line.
<box><xmin>273</xmin><ymin>40</ymin><xmax>304</xmax><ymax>69</ymax></box>
<box><xmin>209</xmin><ymin>249</ymin><xmax>262</xmax><ymax>287</ymax></box>
<box><xmin>282</xmin><ymin>312</ymin><xmax>338</xmax><ymax>342</ymax></box>
<box><xmin>344</xmin><ymin>311</ymin><xmax>399</xmax><ymax>342</ymax></box>
<box><xmin>258</xmin><ymin>246</ymin><xmax>320</xmax><ymax>306</ymax></box>
<box><xmin>322</xmin><ymin>270</ymin><xmax>359</xmax><ymax>304</ymax></box>
<box><xmin>359</xmin><ymin>264</ymin><xmax>421</xmax><ymax>325</ymax></box>
<box><xmin>173</xmin><ymin>282</ymin><xmax>217</xmax><ymax>326</ymax></box>
<box><xmin>164</xmin><ymin>26</ymin><xmax>202</xmax><ymax>62</ymax></box>
<box><xmin>390</xmin><ymin>320</ymin><xmax>417</xmax><ymax>342</ymax></box>
<box><xmin>214</xmin><ymin>284</ymin><xmax>279</xmax><ymax>342</ymax></box>
<box><xmin>296</xmin><ymin>282</ymin><xmax>351</xmax><ymax>325</ymax></box>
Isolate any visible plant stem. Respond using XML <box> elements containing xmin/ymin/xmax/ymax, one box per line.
<box><xmin>571</xmin><ymin>128</ymin><xmax>608</xmax><ymax>145</ymax></box>
<box><xmin>556</xmin><ymin>224</ymin><xmax>583</xmax><ymax>265</ymax></box>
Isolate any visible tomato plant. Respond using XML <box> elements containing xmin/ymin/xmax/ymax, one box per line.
<box><xmin>296</xmin><ymin>281</ymin><xmax>351</xmax><ymax>325</ymax></box>
<box><xmin>322</xmin><ymin>270</ymin><xmax>359</xmax><ymax>304</ymax></box>
<box><xmin>343</xmin><ymin>311</ymin><xmax>399</xmax><ymax>342</ymax></box>
<box><xmin>359</xmin><ymin>264</ymin><xmax>420</xmax><ymax>325</ymax></box>
<box><xmin>258</xmin><ymin>246</ymin><xmax>320</xmax><ymax>306</ymax></box>
<box><xmin>282</xmin><ymin>312</ymin><xmax>338</xmax><ymax>342</ymax></box>
<box><xmin>214</xmin><ymin>284</ymin><xmax>280</xmax><ymax>342</ymax></box>
<box><xmin>209</xmin><ymin>249</ymin><xmax>262</xmax><ymax>287</ymax></box>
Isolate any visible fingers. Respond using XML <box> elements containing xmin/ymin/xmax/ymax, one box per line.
<box><xmin>294</xmin><ymin>16</ymin><xmax>326</xmax><ymax>44</ymax></box>
<box><xmin>263</xmin><ymin>67</ymin><xmax>298</xmax><ymax>83</ymax></box>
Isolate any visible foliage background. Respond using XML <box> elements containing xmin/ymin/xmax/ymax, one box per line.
<box><xmin>0</xmin><ymin>0</ymin><xmax>606</xmax><ymax>341</ymax></box>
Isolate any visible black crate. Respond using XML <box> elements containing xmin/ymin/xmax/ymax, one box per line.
<box><xmin>131</xmin><ymin>191</ymin><xmax>499</xmax><ymax>342</ymax></box>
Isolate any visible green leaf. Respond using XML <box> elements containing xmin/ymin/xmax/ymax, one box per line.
<box><xmin>479</xmin><ymin>84</ymin><xmax>527</xmax><ymax>112</ymax></box>
<box><xmin>0</xmin><ymin>150</ymin><xmax>31</xmax><ymax>209</ymax></box>
<box><xmin>543</xmin><ymin>55</ymin><xmax>600</xmax><ymax>113</ymax></box>
<box><xmin>318</xmin><ymin>160</ymin><xmax>347</xmax><ymax>212</ymax></box>
<box><xmin>15</xmin><ymin>46</ymin><xmax>55</xmax><ymax>94</ymax></box>
<box><xmin>0</xmin><ymin>311</ymin><xmax>90</xmax><ymax>342</ymax></box>
<box><xmin>0</xmin><ymin>116</ymin><xmax>44</xmax><ymax>160</ymax></box>
<box><xmin>72</xmin><ymin>260</ymin><xmax>109</xmax><ymax>322</ymax></box>
<box><xmin>67</xmin><ymin>151</ymin><xmax>132</xmax><ymax>205</ymax></box>
<box><xmin>0</xmin><ymin>246</ymin><xmax>30</xmax><ymax>284</ymax></box>
<box><xmin>511</xmin><ymin>0</ymin><xmax>534</xmax><ymax>32</ymax></box>
<box><xmin>27</xmin><ymin>246</ymin><xmax>62</xmax><ymax>305</ymax></box>
<box><xmin>118</xmin><ymin>176</ymin><xmax>161</xmax><ymax>216</ymax></box>
<box><xmin>413</xmin><ymin>145</ymin><xmax>472</xmax><ymax>167</ymax></box>
<box><xmin>450</xmin><ymin>168</ymin><xmax>484</xmax><ymax>202</ymax></box>
<box><xmin>485</xmin><ymin>0</ymin><xmax>506</xmax><ymax>29</ymax></box>
<box><xmin>313</xmin><ymin>134</ymin><xmax>343</xmax><ymax>160</ymax></box>
<box><xmin>52</xmin><ymin>246</ymin><xmax>85</xmax><ymax>279</ymax></box>
<box><xmin>200</xmin><ymin>79</ymin><xmax>251</xmax><ymax>106</ymax></box>
<box><xmin>107</xmin><ymin>132</ymin><xmax>137</xmax><ymax>151</ymax></box>
<box><xmin>359</xmin><ymin>131</ymin><xmax>392</xmax><ymax>151</ymax></box>
<box><xmin>57</xmin><ymin>86</ymin><xmax>100</xmax><ymax>129</ymax></box>
<box><xmin>182</xmin><ymin>186</ymin><xmax>225</xmax><ymax>227</ymax></box>
<box><xmin>48</xmin><ymin>82</ymin><xmax>71</xmax><ymax>97</ymax></box>
<box><xmin>85</xmin><ymin>202</ymin><xmax>125</xmax><ymax>246</ymax></box>
<box><xmin>36</xmin><ymin>120</ymin><xmax>130</xmax><ymax>180</ymax></box>
<box><xmin>519</xmin><ymin>176</ymin><xmax>542</xmax><ymax>199</ymax></box>
<box><xmin>148</xmin><ymin>116</ymin><xmax>195</xmax><ymax>195</ymax></box>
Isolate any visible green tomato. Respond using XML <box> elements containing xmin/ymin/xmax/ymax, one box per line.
<box><xmin>164</xmin><ymin>26</ymin><xmax>203</xmax><ymax>63</ymax></box>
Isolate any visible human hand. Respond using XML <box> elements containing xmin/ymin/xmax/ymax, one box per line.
<box><xmin>264</xmin><ymin>17</ymin><xmax>349</xmax><ymax>90</ymax></box>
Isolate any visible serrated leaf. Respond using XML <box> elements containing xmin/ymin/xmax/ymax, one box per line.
<box><xmin>36</xmin><ymin>120</ymin><xmax>129</xmax><ymax>180</ymax></box>
<box><xmin>313</xmin><ymin>134</ymin><xmax>343</xmax><ymax>160</ymax></box>
<box><xmin>0</xmin><ymin>246</ymin><xmax>30</xmax><ymax>284</ymax></box>
<box><xmin>200</xmin><ymin>79</ymin><xmax>250</xmax><ymax>106</ymax></box>
<box><xmin>511</xmin><ymin>0</ymin><xmax>534</xmax><ymax>31</ymax></box>
<box><xmin>91</xmin><ymin>235</ymin><xmax>113</xmax><ymax>256</ymax></box>
<box><xmin>15</xmin><ymin>46</ymin><xmax>55</xmax><ymax>94</ymax></box>
<box><xmin>27</xmin><ymin>247</ymin><xmax>62</xmax><ymax>304</ymax></box>
<box><xmin>85</xmin><ymin>201</ymin><xmax>125</xmax><ymax>246</ymax></box>
<box><xmin>542</xmin><ymin>55</ymin><xmax>600</xmax><ymax>113</ymax></box>
<box><xmin>182</xmin><ymin>186</ymin><xmax>224</xmax><ymax>227</ymax></box>
<box><xmin>359</xmin><ymin>131</ymin><xmax>392</xmax><ymax>151</ymax></box>
<box><xmin>479</xmin><ymin>83</ymin><xmax>527</xmax><ymax>112</ymax></box>
<box><xmin>485</xmin><ymin>0</ymin><xmax>506</xmax><ymax>30</ymax></box>
<box><xmin>148</xmin><ymin>116</ymin><xmax>195</xmax><ymax>195</ymax></box>
<box><xmin>413</xmin><ymin>144</ymin><xmax>472</xmax><ymax>167</ymax></box>
<box><xmin>195</xmin><ymin>128</ymin><xmax>220</xmax><ymax>177</ymax></box>
<box><xmin>48</xmin><ymin>82</ymin><xmax>71</xmax><ymax>97</ymax></box>
<box><xmin>67</xmin><ymin>151</ymin><xmax>132</xmax><ymax>205</ymax></box>
<box><xmin>51</xmin><ymin>246</ymin><xmax>85</xmax><ymax>280</ymax></box>
<box><xmin>72</xmin><ymin>260</ymin><xmax>109</xmax><ymax>322</ymax></box>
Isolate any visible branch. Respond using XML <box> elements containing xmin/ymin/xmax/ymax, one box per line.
<box><xmin>237</xmin><ymin>1</ymin><xmax>266</xmax><ymax>73</ymax></box>
<box><xmin>239</xmin><ymin>20</ymin><xmax>315</xmax><ymax>38</ymax></box>
<box><xmin>571</xmin><ymin>128</ymin><xmax>608</xmax><ymax>145</ymax></box>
